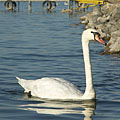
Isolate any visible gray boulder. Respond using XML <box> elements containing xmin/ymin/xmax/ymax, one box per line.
<box><xmin>104</xmin><ymin>30</ymin><xmax>120</xmax><ymax>54</ymax></box>
<box><xmin>80</xmin><ymin>2</ymin><xmax>120</xmax><ymax>54</ymax></box>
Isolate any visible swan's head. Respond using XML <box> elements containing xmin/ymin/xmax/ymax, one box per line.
<box><xmin>82</xmin><ymin>29</ymin><xmax>107</xmax><ymax>46</ymax></box>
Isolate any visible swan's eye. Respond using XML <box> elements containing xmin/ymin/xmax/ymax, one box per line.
<box><xmin>91</xmin><ymin>31</ymin><xmax>107</xmax><ymax>46</ymax></box>
<box><xmin>91</xmin><ymin>31</ymin><xmax>100</xmax><ymax>40</ymax></box>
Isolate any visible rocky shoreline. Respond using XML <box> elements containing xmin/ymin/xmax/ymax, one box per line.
<box><xmin>80</xmin><ymin>1</ymin><xmax>120</xmax><ymax>54</ymax></box>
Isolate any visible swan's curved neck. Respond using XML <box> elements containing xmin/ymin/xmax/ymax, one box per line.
<box><xmin>82</xmin><ymin>37</ymin><xmax>95</xmax><ymax>99</ymax></box>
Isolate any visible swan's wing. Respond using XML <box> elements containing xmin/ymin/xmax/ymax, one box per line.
<box><xmin>17</xmin><ymin>77</ymin><xmax>83</xmax><ymax>99</ymax></box>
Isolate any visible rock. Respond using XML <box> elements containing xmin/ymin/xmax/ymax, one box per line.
<box><xmin>80</xmin><ymin>2</ymin><xmax>120</xmax><ymax>54</ymax></box>
<box><xmin>111</xmin><ymin>5</ymin><xmax>120</xmax><ymax>20</ymax></box>
<box><xmin>92</xmin><ymin>7</ymin><xmax>103</xmax><ymax>16</ymax></box>
<box><xmin>97</xmin><ymin>15</ymin><xmax>110</xmax><ymax>23</ymax></box>
<box><xmin>104</xmin><ymin>30</ymin><xmax>120</xmax><ymax>54</ymax></box>
<box><xmin>111</xmin><ymin>30</ymin><xmax>120</xmax><ymax>38</ymax></box>
<box><xmin>97</xmin><ymin>28</ymin><xmax>107</xmax><ymax>38</ymax></box>
<box><xmin>101</xmin><ymin>3</ymin><xmax>116</xmax><ymax>15</ymax></box>
<box><xmin>80</xmin><ymin>16</ymin><xmax>87</xmax><ymax>21</ymax></box>
<box><xmin>105</xmin><ymin>0</ymin><xmax>120</xmax><ymax>3</ymax></box>
<box><xmin>80</xmin><ymin>19</ymin><xmax>89</xmax><ymax>25</ymax></box>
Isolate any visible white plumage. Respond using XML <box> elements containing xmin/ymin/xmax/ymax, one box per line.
<box><xmin>17</xmin><ymin>77</ymin><xmax>83</xmax><ymax>99</ymax></box>
<box><xmin>17</xmin><ymin>29</ymin><xmax>106</xmax><ymax>100</ymax></box>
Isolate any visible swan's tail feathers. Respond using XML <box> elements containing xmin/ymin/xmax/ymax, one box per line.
<box><xmin>16</xmin><ymin>76</ymin><xmax>28</xmax><ymax>92</ymax></box>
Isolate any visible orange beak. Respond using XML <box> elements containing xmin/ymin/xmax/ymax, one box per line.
<box><xmin>95</xmin><ymin>34</ymin><xmax>107</xmax><ymax>46</ymax></box>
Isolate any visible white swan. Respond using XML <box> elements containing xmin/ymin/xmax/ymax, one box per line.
<box><xmin>16</xmin><ymin>29</ymin><xmax>106</xmax><ymax>100</ymax></box>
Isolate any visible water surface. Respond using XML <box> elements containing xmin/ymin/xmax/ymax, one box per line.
<box><xmin>0</xmin><ymin>3</ymin><xmax>120</xmax><ymax>120</ymax></box>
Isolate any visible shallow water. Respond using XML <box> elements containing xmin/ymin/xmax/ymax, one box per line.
<box><xmin>0</xmin><ymin>3</ymin><xmax>120</xmax><ymax>120</ymax></box>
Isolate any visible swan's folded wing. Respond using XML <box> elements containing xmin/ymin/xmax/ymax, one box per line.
<box><xmin>30</xmin><ymin>77</ymin><xmax>83</xmax><ymax>99</ymax></box>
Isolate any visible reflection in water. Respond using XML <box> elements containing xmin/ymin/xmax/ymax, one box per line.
<box><xmin>19</xmin><ymin>97</ymin><xmax>96</xmax><ymax>120</ymax></box>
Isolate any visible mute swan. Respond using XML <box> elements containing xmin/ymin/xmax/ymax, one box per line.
<box><xmin>16</xmin><ymin>29</ymin><xmax>106</xmax><ymax>100</ymax></box>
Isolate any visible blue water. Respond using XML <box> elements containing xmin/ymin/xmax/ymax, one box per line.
<box><xmin>0</xmin><ymin>2</ymin><xmax>120</xmax><ymax>120</ymax></box>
